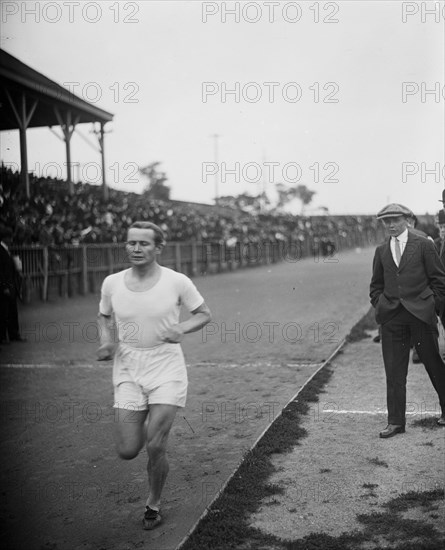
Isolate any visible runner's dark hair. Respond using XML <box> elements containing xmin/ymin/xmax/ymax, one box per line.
<box><xmin>128</xmin><ymin>221</ymin><xmax>165</xmax><ymax>247</ymax></box>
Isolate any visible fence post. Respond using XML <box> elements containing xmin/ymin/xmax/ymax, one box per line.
<box><xmin>42</xmin><ymin>246</ymin><xmax>49</xmax><ymax>301</ymax></box>
<box><xmin>218</xmin><ymin>243</ymin><xmax>224</xmax><ymax>272</ymax></box>
<box><xmin>238</xmin><ymin>242</ymin><xmax>244</xmax><ymax>268</ymax></box>
<box><xmin>270</xmin><ymin>241</ymin><xmax>276</xmax><ymax>263</ymax></box>
<box><xmin>334</xmin><ymin>235</ymin><xmax>340</xmax><ymax>255</ymax></box>
<box><xmin>312</xmin><ymin>237</ymin><xmax>320</xmax><ymax>263</ymax></box>
<box><xmin>175</xmin><ymin>242</ymin><xmax>182</xmax><ymax>273</ymax></box>
<box><xmin>276</xmin><ymin>241</ymin><xmax>283</xmax><ymax>264</ymax></box>
<box><xmin>191</xmin><ymin>241</ymin><xmax>197</xmax><ymax>276</ymax></box>
<box><xmin>301</xmin><ymin>235</ymin><xmax>311</xmax><ymax>258</ymax></box>
<box><xmin>81</xmin><ymin>246</ymin><xmax>88</xmax><ymax>294</ymax></box>
<box><xmin>107</xmin><ymin>247</ymin><xmax>113</xmax><ymax>274</ymax></box>
<box><xmin>201</xmin><ymin>242</ymin><xmax>211</xmax><ymax>274</ymax></box>
<box><xmin>263</xmin><ymin>241</ymin><xmax>270</xmax><ymax>264</ymax></box>
<box><xmin>67</xmin><ymin>249</ymin><xmax>73</xmax><ymax>297</ymax></box>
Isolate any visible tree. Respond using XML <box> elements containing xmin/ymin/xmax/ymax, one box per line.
<box><xmin>139</xmin><ymin>162</ymin><xmax>171</xmax><ymax>200</ymax></box>
<box><xmin>275</xmin><ymin>183</ymin><xmax>316</xmax><ymax>214</ymax></box>
<box><xmin>216</xmin><ymin>192</ymin><xmax>270</xmax><ymax>212</ymax></box>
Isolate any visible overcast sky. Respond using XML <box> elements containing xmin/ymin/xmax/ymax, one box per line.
<box><xmin>1</xmin><ymin>1</ymin><xmax>444</xmax><ymax>215</ymax></box>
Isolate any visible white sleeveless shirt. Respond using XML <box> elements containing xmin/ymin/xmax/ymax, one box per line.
<box><xmin>99</xmin><ymin>266</ymin><xmax>204</xmax><ymax>348</ymax></box>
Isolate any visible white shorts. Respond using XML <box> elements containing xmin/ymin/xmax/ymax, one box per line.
<box><xmin>112</xmin><ymin>342</ymin><xmax>188</xmax><ymax>410</ymax></box>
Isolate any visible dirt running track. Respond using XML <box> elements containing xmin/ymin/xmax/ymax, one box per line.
<box><xmin>0</xmin><ymin>247</ymin><xmax>374</xmax><ymax>550</ymax></box>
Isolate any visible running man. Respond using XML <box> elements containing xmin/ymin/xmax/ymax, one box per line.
<box><xmin>97</xmin><ymin>221</ymin><xmax>212</xmax><ymax>529</ymax></box>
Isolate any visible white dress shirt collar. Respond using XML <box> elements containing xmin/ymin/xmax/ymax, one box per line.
<box><xmin>392</xmin><ymin>228</ymin><xmax>409</xmax><ymax>244</ymax></box>
<box><xmin>390</xmin><ymin>228</ymin><xmax>408</xmax><ymax>266</ymax></box>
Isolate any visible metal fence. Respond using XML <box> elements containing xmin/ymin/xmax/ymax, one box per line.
<box><xmin>11</xmin><ymin>228</ymin><xmax>381</xmax><ymax>303</ymax></box>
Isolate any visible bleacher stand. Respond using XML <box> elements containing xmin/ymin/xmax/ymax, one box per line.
<box><xmin>1</xmin><ymin>164</ymin><xmax>399</xmax><ymax>248</ymax></box>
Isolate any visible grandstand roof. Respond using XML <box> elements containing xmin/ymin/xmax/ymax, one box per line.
<box><xmin>0</xmin><ymin>49</ymin><xmax>113</xmax><ymax>131</ymax></box>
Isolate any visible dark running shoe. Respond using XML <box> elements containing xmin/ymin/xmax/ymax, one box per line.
<box><xmin>142</xmin><ymin>506</ymin><xmax>162</xmax><ymax>530</ymax></box>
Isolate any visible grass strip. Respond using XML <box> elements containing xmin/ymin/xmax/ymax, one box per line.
<box><xmin>412</xmin><ymin>416</ymin><xmax>443</xmax><ymax>430</ymax></box>
<box><xmin>346</xmin><ymin>306</ymin><xmax>378</xmax><ymax>343</ymax></box>
<box><xmin>180</xmin><ymin>366</ymin><xmax>334</xmax><ymax>550</ymax></box>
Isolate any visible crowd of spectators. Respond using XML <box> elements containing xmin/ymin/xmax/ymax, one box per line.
<box><xmin>0</xmin><ymin>164</ymin><xmax>426</xmax><ymax>249</ymax></box>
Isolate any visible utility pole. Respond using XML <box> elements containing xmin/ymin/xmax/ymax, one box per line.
<box><xmin>91</xmin><ymin>122</ymin><xmax>112</xmax><ymax>201</ymax></box>
<box><xmin>260</xmin><ymin>148</ymin><xmax>267</xmax><ymax>213</ymax></box>
<box><xmin>211</xmin><ymin>133</ymin><xmax>220</xmax><ymax>204</ymax></box>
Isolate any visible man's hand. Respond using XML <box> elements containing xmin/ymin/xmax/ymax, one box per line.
<box><xmin>160</xmin><ymin>324</ymin><xmax>184</xmax><ymax>343</ymax></box>
<box><xmin>97</xmin><ymin>342</ymin><xmax>115</xmax><ymax>361</ymax></box>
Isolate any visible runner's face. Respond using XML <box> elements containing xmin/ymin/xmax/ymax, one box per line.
<box><xmin>381</xmin><ymin>216</ymin><xmax>408</xmax><ymax>237</ymax></box>
<box><xmin>126</xmin><ymin>228</ymin><xmax>161</xmax><ymax>266</ymax></box>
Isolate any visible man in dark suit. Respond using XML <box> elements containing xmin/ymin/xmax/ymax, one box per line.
<box><xmin>407</xmin><ymin>213</ymin><xmax>431</xmax><ymax>364</ymax></box>
<box><xmin>433</xmin><ymin>210</ymin><xmax>445</xmax><ymax>266</ymax></box>
<box><xmin>0</xmin><ymin>226</ymin><xmax>25</xmax><ymax>344</ymax></box>
<box><xmin>433</xmin><ymin>210</ymin><xmax>445</xmax><ymax>347</ymax></box>
<box><xmin>370</xmin><ymin>204</ymin><xmax>445</xmax><ymax>437</ymax></box>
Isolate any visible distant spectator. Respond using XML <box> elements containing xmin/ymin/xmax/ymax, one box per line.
<box><xmin>0</xmin><ymin>226</ymin><xmax>25</xmax><ymax>343</ymax></box>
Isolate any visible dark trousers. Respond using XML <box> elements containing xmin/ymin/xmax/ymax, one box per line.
<box><xmin>0</xmin><ymin>290</ymin><xmax>20</xmax><ymax>341</ymax></box>
<box><xmin>381</xmin><ymin>306</ymin><xmax>445</xmax><ymax>425</ymax></box>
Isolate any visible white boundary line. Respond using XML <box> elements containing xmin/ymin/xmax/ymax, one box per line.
<box><xmin>0</xmin><ymin>363</ymin><xmax>106</xmax><ymax>368</ymax></box>
<box><xmin>1</xmin><ymin>361</ymin><xmax>322</xmax><ymax>370</ymax></box>
<box><xmin>322</xmin><ymin>410</ymin><xmax>439</xmax><ymax>416</ymax></box>
<box><xmin>175</xmin><ymin>338</ymin><xmax>346</xmax><ymax>550</ymax></box>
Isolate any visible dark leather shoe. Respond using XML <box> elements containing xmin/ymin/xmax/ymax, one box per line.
<box><xmin>379</xmin><ymin>424</ymin><xmax>405</xmax><ymax>438</ymax></box>
<box><xmin>437</xmin><ymin>417</ymin><xmax>445</xmax><ymax>426</ymax></box>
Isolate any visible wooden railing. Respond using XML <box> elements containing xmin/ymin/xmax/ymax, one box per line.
<box><xmin>11</xmin><ymin>228</ymin><xmax>382</xmax><ymax>303</ymax></box>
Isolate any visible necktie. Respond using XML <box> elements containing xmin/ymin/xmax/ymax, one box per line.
<box><xmin>395</xmin><ymin>237</ymin><xmax>402</xmax><ymax>266</ymax></box>
<box><xmin>440</xmin><ymin>239</ymin><xmax>445</xmax><ymax>259</ymax></box>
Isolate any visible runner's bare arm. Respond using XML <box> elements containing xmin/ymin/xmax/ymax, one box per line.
<box><xmin>97</xmin><ymin>312</ymin><xmax>116</xmax><ymax>360</ymax></box>
<box><xmin>160</xmin><ymin>302</ymin><xmax>212</xmax><ymax>343</ymax></box>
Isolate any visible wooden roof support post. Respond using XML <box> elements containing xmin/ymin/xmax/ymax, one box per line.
<box><xmin>99</xmin><ymin>122</ymin><xmax>108</xmax><ymax>201</ymax></box>
<box><xmin>54</xmin><ymin>107</ymin><xmax>79</xmax><ymax>195</ymax></box>
<box><xmin>19</xmin><ymin>95</ymin><xmax>29</xmax><ymax>198</ymax></box>
<box><xmin>4</xmin><ymin>90</ymin><xmax>38</xmax><ymax>198</ymax></box>
<box><xmin>65</xmin><ymin>110</ymin><xmax>73</xmax><ymax>195</ymax></box>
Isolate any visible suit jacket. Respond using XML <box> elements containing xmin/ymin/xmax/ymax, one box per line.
<box><xmin>370</xmin><ymin>230</ymin><xmax>445</xmax><ymax>325</ymax></box>
<box><xmin>0</xmin><ymin>243</ymin><xmax>21</xmax><ymax>296</ymax></box>
<box><xmin>434</xmin><ymin>237</ymin><xmax>445</xmax><ymax>267</ymax></box>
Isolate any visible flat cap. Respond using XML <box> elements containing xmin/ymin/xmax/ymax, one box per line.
<box><xmin>376</xmin><ymin>203</ymin><xmax>413</xmax><ymax>219</ymax></box>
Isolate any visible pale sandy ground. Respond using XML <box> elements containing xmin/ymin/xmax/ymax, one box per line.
<box><xmin>248</xmin><ymin>336</ymin><xmax>445</xmax><ymax>548</ymax></box>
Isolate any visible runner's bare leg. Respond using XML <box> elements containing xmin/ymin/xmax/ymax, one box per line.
<box><xmin>114</xmin><ymin>408</ymin><xmax>148</xmax><ymax>459</ymax></box>
<box><xmin>145</xmin><ymin>404</ymin><xmax>178</xmax><ymax>509</ymax></box>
